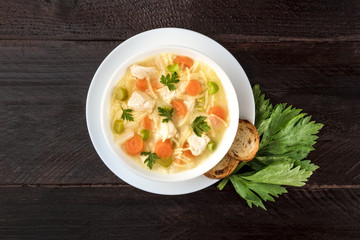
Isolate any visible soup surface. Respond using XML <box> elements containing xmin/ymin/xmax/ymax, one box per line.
<box><xmin>110</xmin><ymin>53</ymin><xmax>229</xmax><ymax>174</ymax></box>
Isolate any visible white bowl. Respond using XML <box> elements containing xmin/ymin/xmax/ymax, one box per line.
<box><xmin>100</xmin><ymin>45</ymin><xmax>239</xmax><ymax>182</ymax></box>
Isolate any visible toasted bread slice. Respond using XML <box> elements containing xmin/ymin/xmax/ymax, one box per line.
<box><xmin>228</xmin><ymin>119</ymin><xmax>259</xmax><ymax>162</ymax></box>
<box><xmin>204</xmin><ymin>119</ymin><xmax>260</xmax><ymax>179</ymax></box>
<box><xmin>204</xmin><ymin>154</ymin><xmax>239</xmax><ymax>179</ymax></box>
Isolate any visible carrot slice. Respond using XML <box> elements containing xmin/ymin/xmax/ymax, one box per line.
<box><xmin>185</xmin><ymin>80</ymin><xmax>202</xmax><ymax>96</ymax></box>
<box><xmin>208</xmin><ymin>106</ymin><xmax>227</xmax><ymax>125</ymax></box>
<box><xmin>174</xmin><ymin>56</ymin><xmax>194</xmax><ymax>68</ymax></box>
<box><xmin>155</xmin><ymin>140</ymin><xmax>174</xmax><ymax>158</ymax></box>
<box><xmin>142</xmin><ymin>115</ymin><xmax>153</xmax><ymax>130</ymax></box>
<box><xmin>171</xmin><ymin>99</ymin><xmax>187</xmax><ymax>117</ymax></box>
<box><xmin>151</xmin><ymin>81</ymin><xmax>162</xmax><ymax>90</ymax></box>
<box><xmin>125</xmin><ymin>135</ymin><xmax>144</xmax><ymax>156</ymax></box>
<box><xmin>183</xmin><ymin>142</ymin><xmax>194</xmax><ymax>159</ymax></box>
<box><xmin>174</xmin><ymin>158</ymin><xmax>185</xmax><ymax>165</ymax></box>
<box><xmin>135</xmin><ymin>78</ymin><xmax>148</xmax><ymax>91</ymax></box>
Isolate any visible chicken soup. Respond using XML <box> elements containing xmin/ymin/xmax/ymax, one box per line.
<box><xmin>110</xmin><ymin>53</ymin><xmax>229</xmax><ymax>173</ymax></box>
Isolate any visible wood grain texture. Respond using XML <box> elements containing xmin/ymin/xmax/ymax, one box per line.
<box><xmin>1</xmin><ymin>40</ymin><xmax>359</xmax><ymax>185</ymax></box>
<box><xmin>0</xmin><ymin>41</ymin><xmax>121</xmax><ymax>184</ymax></box>
<box><xmin>0</xmin><ymin>186</ymin><xmax>359</xmax><ymax>239</ymax></box>
<box><xmin>0</xmin><ymin>0</ymin><xmax>359</xmax><ymax>42</ymax></box>
<box><xmin>1</xmin><ymin>0</ymin><xmax>359</xmax><ymax>237</ymax></box>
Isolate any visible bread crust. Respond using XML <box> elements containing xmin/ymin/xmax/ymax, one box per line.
<box><xmin>228</xmin><ymin>119</ymin><xmax>259</xmax><ymax>162</ymax></box>
<box><xmin>204</xmin><ymin>119</ymin><xmax>260</xmax><ymax>179</ymax></box>
<box><xmin>204</xmin><ymin>154</ymin><xmax>239</xmax><ymax>179</ymax></box>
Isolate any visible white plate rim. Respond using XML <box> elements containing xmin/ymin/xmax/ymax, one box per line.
<box><xmin>86</xmin><ymin>27</ymin><xmax>254</xmax><ymax>195</ymax></box>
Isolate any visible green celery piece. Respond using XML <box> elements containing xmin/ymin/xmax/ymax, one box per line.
<box><xmin>259</xmin><ymin>104</ymin><xmax>303</xmax><ymax>145</ymax></box>
<box><xmin>217</xmin><ymin>178</ymin><xmax>229</xmax><ymax>190</ymax></box>
<box><xmin>258</xmin><ymin>114</ymin><xmax>323</xmax><ymax>161</ymax></box>
<box><xmin>230</xmin><ymin>175</ymin><xmax>287</xmax><ymax>210</ymax></box>
<box><xmin>218</xmin><ymin>85</ymin><xmax>323</xmax><ymax>209</ymax></box>
<box><xmin>253</xmin><ymin>84</ymin><xmax>273</xmax><ymax>129</ymax></box>
<box><xmin>294</xmin><ymin>159</ymin><xmax>319</xmax><ymax>171</ymax></box>
<box><xmin>245</xmin><ymin>160</ymin><xmax>267</xmax><ymax>171</ymax></box>
<box><xmin>251</xmin><ymin>155</ymin><xmax>295</xmax><ymax>166</ymax></box>
<box><xmin>167</xmin><ymin>63</ymin><xmax>180</xmax><ymax>73</ymax></box>
<box><xmin>248</xmin><ymin>156</ymin><xmax>319</xmax><ymax>172</ymax></box>
<box><xmin>230</xmin><ymin>175</ymin><xmax>266</xmax><ymax>209</ymax></box>
<box><xmin>245</xmin><ymin>181</ymin><xmax>287</xmax><ymax>203</ymax></box>
<box><xmin>217</xmin><ymin>162</ymin><xmax>247</xmax><ymax>190</ymax></box>
<box><xmin>253</xmin><ymin>85</ymin><xmax>323</xmax><ymax>162</ymax></box>
<box><xmin>242</xmin><ymin>161</ymin><xmax>313</xmax><ymax>187</ymax></box>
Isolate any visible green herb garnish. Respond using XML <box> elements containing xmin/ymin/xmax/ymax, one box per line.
<box><xmin>191</xmin><ymin>116</ymin><xmax>211</xmax><ymax>137</ymax></box>
<box><xmin>160</xmin><ymin>72</ymin><xmax>180</xmax><ymax>91</ymax></box>
<box><xmin>167</xmin><ymin>63</ymin><xmax>180</xmax><ymax>74</ymax></box>
<box><xmin>158</xmin><ymin>107</ymin><xmax>174</xmax><ymax>123</ymax></box>
<box><xmin>217</xmin><ymin>85</ymin><xmax>323</xmax><ymax>210</ymax></box>
<box><xmin>121</xmin><ymin>107</ymin><xmax>134</xmax><ymax>121</ymax></box>
<box><xmin>141</xmin><ymin>151</ymin><xmax>159</xmax><ymax>169</ymax></box>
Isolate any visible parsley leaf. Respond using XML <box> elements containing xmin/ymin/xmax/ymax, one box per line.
<box><xmin>167</xmin><ymin>63</ymin><xmax>180</xmax><ymax>74</ymax></box>
<box><xmin>191</xmin><ymin>116</ymin><xmax>211</xmax><ymax>137</ymax></box>
<box><xmin>158</xmin><ymin>107</ymin><xmax>174</xmax><ymax>123</ymax></box>
<box><xmin>160</xmin><ymin>72</ymin><xmax>180</xmax><ymax>91</ymax></box>
<box><xmin>141</xmin><ymin>152</ymin><xmax>159</xmax><ymax>169</ymax></box>
<box><xmin>121</xmin><ymin>107</ymin><xmax>134</xmax><ymax>121</ymax></box>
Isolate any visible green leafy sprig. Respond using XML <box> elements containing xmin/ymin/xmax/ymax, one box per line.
<box><xmin>121</xmin><ymin>107</ymin><xmax>134</xmax><ymax>121</ymax></box>
<box><xmin>191</xmin><ymin>116</ymin><xmax>211</xmax><ymax>137</ymax></box>
<box><xmin>160</xmin><ymin>72</ymin><xmax>180</xmax><ymax>91</ymax></box>
<box><xmin>217</xmin><ymin>85</ymin><xmax>323</xmax><ymax>210</ymax></box>
<box><xmin>158</xmin><ymin>107</ymin><xmax>174</xmax><ymax>123</ymax></box>
<box><xmin>141</xmin><ymin>152</ymin><xmax>159</xmax><ymax>169</ymax></box>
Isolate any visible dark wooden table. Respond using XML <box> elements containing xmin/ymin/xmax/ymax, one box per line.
<box><xmin>1</xmin><ymin>1</ymin><xmax>359</xmax><ymax>239</ymax></box>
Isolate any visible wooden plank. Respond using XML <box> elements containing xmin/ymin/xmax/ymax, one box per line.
<box><xmin>0</xmin><ymin>186</ymin><xmax>359</xmax><ymax>239</ymax></box>
<box><xmin>0</xmin><ymin>40</ymin><xmax>359</xmax><ymax>185</ymax></box>
<box><xmin>0</xmin><ymin>0</ymin><xmax>359</xmax><ymax>41</ymax></box>
<box><xmin>0</xmin><ymin>41</ymin><xmax>121</xmax><ymax>184</ymax></box>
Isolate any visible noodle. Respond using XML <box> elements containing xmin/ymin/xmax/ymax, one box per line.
<box><xmin>146</xmin><ymin>76</ymin><xmax>157</xmax><ymax>99</ymax></box>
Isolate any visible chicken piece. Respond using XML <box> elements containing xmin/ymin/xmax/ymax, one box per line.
<box><xmin>130</xmin><ymin>64</ymin><xmax>157</xmax><ymax>79</ymax></box>
<box><xmin>156</xmin><ymin>121</ymin><xmax>178</xmax><ymax>141</ymax></box>
<box><xmin>156</xmin><ymin>87</ymin><xmax>176</xmax><ymax>104</ymax></box>
<box><xmin>187</xmin><ymin>133</ymin><xmax>210</xmax><ymax>156</ymax></box>
<box><xmin>184</xmin><ymin>99</ymin><xmax>195</xmax><ymax>113</ymax></box>
<box><xmin>127</xmin><ymin>91</ymin><xmax>155</xmax><ymax>112</ymax></box>
<box><xmin>176</xmin><ymin>80</ymin><xmax>187</xmax><ymax>94</ymax></box>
